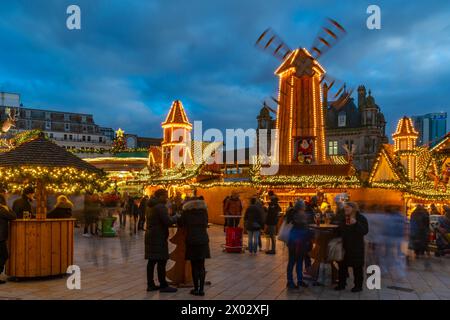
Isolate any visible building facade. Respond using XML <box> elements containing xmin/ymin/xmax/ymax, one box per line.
<box><xmin>325</xmin><ymin>86</ymin><xmax>388</xmax><ymax>172</ymax></box>
<box><xmin>0</xmin><ymin>92</ymin><xmax>114</xmax><ymax>150</ymax></box>
<box><xmin>412</xmin><ymin>112</ymin><xmax>447</xmax><ymax>146</ymax></box>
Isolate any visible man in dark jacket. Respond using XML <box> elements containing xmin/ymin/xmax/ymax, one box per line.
<box><xmin>265</xmin><ymin>196</ymin><xmax>281</xmax><ymax>254</ymax></box>
<box><xmin>335</xmin><ymin>202</ymin><xmax>369</xmax><ymax>293</ymax></box>
<box><xmin>12</xmin><ymin>186</ymin><xmax>34</xmax><ymax>219</ymax></box>
<box><xmin>0</xmin><ymin>194</ymin><xmax>16</xmax><ymax>284</ymax></box>
<box><xmin>145</xmin><ymin>189</ymin><xmax>177</xmax><ymax>293</ymax></box>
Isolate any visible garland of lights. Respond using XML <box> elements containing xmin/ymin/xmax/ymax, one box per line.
<box><xmin>68</xmin><ymin>147</ymin><xmax>149</xmax><ymax>154</ymax></box>
<box><xmin>0</xmin><ymin>166</ymin><xmax>108</xmax><ymax>194</ymax></box>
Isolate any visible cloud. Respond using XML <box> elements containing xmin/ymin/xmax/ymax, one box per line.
<box><xmin>0</xmin><ymin>0</ymin><xmax>449</xmax><ymax>138</ymax></box>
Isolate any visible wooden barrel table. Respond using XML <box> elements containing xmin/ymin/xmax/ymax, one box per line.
<box><xmin>6</xmin><ymin>218</ymin><xmax>75</xmax><ymax>278</ymax></box>
<box><xmin>308</xmin><ymin>224</ymin><xmax>339</xmax><ymax>281</ymax></box>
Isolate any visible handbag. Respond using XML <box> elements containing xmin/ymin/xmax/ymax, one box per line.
<box><xmin>277</xmin><ymin>219</ymin><xmax>293</xmax><ymax>243</ymax></box>
<box><xmin>327</xmin><ymin>237</ymin><xmax>344</xmax><ymax>262</ymax></box>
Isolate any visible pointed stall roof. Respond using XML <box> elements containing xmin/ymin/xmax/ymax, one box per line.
<box><xmin>392</xmin><ymin>116</ymin><xmax>419</xmax><ymax>139</ymax></box>
<box><xmin>0</xmin><ymin>134</ymin><xmax>102</xmax><ymax>173</ymax></box>
<box><xmin>162</xmin><ymin>100</ymin><xmax>192</xmax><ymax>128</ymax></box>
<box><xmin>430</xmin><ymin>132</ymin><xmax>450</xmax><ymax>153</ymax></box>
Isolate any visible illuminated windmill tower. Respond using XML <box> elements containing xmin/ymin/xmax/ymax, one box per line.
<box><xmin>256</xmin><ymin>19</ymin><xmax>348</xmax><ymax>165</ymax></box>
<box><xmin>392</xmin><ymin>116</ymin><xmax>419</xmax><ymax>180</ymax></box>
<box><xmin>161</xmin><ymin>100</ymin><xmax>192</xmax><ymax>169</ymax></box>
<box><xmin>273</xmin><ymin>49</ymin><xmax>326</xmax><ymax>165</ymax></box>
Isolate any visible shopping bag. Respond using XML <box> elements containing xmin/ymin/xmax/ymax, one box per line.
<box><xmin>327</xmin><ymin>237</ymin><xmax>344</xmax><ymax>262</ymax></box>
<box><xmin>277</xmin><ymin>220</ymin><xmax>293</xmax><ymax>243</ymax></box>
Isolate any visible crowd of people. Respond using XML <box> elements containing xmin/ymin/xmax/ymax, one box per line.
<box><xmin>1</xmin><ymin>183</ymin><xmax>450</xmax><ymax>296</ymax></box>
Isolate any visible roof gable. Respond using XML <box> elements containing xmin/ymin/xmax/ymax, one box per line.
<box><xmin>369</xmin><ymin>144</ymin><xmax>405</xmax><ymax>183</ymax></box>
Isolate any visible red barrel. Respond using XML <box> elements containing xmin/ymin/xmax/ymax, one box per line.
<box><xmin>225</xmin><ymin>227</ymin><xmax>243</xmax><ymax>253</ymax></box>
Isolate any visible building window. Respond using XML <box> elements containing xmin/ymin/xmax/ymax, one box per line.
<box><xmin>49</xmin><ymin>133</ymin><xmax>54</xmax><ymax>139</ymax></box>
<box><xmin>87</xmin><ymin>136</ymin><xmax>91</xmax><ymax>142</ymax></box>
<box><xmin>64</xmin><ymin>134</ymin><xmax>67</xmax><ymax>140</ymax></box>
<box><xmin>82</xmin><ymin>136</ymin><xmax>86</xmax><ymax>141</ymax></box>
<box><xmin>338</xmin><ymin>112</ymin><xmax>346</xmax><ymax>127</ymax></box>
<box><xmin>81</xmin><ymin>116</ymin><xmax>87</xmax><ymax>123</ymax></box>
<box><xmin>65</xmin><ymin>123</ymin><xmax>70</xmax><ymax>131</ymax></box>
<box><xmin>25</xmin><ymin>110</ymin><xmax>31</xmax><ymax>118</ymax></box>
<box><xmin>69</xmin><ymin>134</ymin><xmax>73</xmax><ymax>141</ymax></box>
<box><xmin>99</xmin><ymin>137</ymin><xmax>103</xmax><ymax>143</ymax></box>
<box><xmin>64</xmin><ymin>114</ymin><xmax>70</xmax><ymax>122</ymax></box>
<box><xmin>328</xmin><ymin>141</ymin><xmax>338</xmax><ymax>155</ymax></box>
<box><xmin>45</xmin><ymin>112</ymin><xmax>51</xmax><ymax>120</ymax></box>
<box><xmin>83</xmin><ymin>126</ymin><xmax>87</xmax><ymax>132</ymax></box>
<box><xmin>45</xmin><ymin>121</ymin><xmax>51</xmax><ymax>130</ymax></box>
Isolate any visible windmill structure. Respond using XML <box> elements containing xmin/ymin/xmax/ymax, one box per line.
<box><xmin>256</xmin><ymin>18</ymin><xmax>350</xmax><ymax>166</ymax></box>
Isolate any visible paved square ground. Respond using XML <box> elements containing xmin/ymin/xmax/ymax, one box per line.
<box><xmin>1</xmin><ymin>223</ymin><xmax>450</xmax><ymax>300</ymax></box>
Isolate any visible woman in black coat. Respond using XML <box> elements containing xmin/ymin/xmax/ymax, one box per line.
<box><xmin>335</xmin><ymin>201</ymin><xmax>369</xmax><ymax>293</ymax></box>
<box><xmin>145</xmin><ymin>189</ymin><xmax>177</xmax><ymax>293</ymax></box>
<box><xmin>178</xmin><ymin>197</ymin><xmax>210</xmax><ymax>296</ymax></box>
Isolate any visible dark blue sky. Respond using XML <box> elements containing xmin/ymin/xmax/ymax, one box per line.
<box><xmin>1</xmin><ymin>0</ymin><xmax>449</xmax><ymax>138</ymax></box>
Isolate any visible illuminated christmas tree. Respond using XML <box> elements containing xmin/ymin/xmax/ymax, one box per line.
<box><xmin>111</xmin><ymin>128</ymin><xmax>126</xmax><ymax>154</ymax></box>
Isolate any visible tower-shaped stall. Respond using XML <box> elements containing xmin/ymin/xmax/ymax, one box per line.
<box><xmin>274</xmin><ymin>49</ymin><xmax>327</xmax><ymax>165</ymax></box>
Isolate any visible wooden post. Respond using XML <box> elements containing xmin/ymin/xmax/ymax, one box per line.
<box><xmin>35</xmin><ymin>180</ymin><xmax>47</xmax><ymax>220</ymax></box>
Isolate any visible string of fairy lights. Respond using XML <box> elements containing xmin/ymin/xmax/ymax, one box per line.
<box><xmin>0</xmin><ymin>166</ymin><xmax>108</xmax><ymax>194</ymax></box>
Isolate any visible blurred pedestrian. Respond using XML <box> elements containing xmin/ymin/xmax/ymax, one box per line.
<box><xmin>119</xmin><ymin>192</ymin><xmax>128</xmax><ymax>228</ymax></box>
<box><xmin>83</xmin><ymin>193</ymin><xmax>101</xmax><ymax>237</ymax></box>
<box><xmin>435</xmin><ymin>206</ymin><xmax>450</xmax><ymax>257</ymax></box>
<box><xmin>335</xmin><ymin>201</ymin><xmax>369</xmax><ymax>293</ymax></box>
<box><xmin>409</xmin><ymin>204</ymin><xmax>430</xmax><ymax>257</ymax></box>
<box><xmin>0</xmin><ymin>194</ymin><xmax>16</xmax><ymax>284</ymax></box>
<box><xmin>286</xmin><ymin>200</ymin><xmax>313</xmax><ymax>289</ymax></box>
<box><xmin>244</xmin><ymin>197</ymin><xmax>263</xmax><ymax>255</ymax></box>
<box><xmin>138</xmin><ymin>195</ymin><xmax>148</xmax><ymax>231</ymax></box>
<box><xmin>265</xmin><ymin>195</ymin><xmax>281</xmax><ymax>254</ymax></box>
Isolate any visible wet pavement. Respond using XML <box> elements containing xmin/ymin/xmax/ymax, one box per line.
<box><xmin>1</xmin><ymin>214</ymin><xmax>450</xmax><ymax>300</ymax></box>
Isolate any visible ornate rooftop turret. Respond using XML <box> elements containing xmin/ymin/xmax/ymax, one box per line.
<box><xmin>392</xmin><ymin>116</ymin><xmax>419</xmax><ymax>180</ymax></box>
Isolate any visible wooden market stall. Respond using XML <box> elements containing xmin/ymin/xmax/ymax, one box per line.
<box><xmin>0</xmin><ymin>133</ymin><xmax>106</xmax><ymax>278</ymax></box>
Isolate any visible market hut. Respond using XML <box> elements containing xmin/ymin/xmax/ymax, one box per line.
<box><xmin>0</xmin><ymin>133</ymin><xmax>106</xmax><ymax>278</ymax></box>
